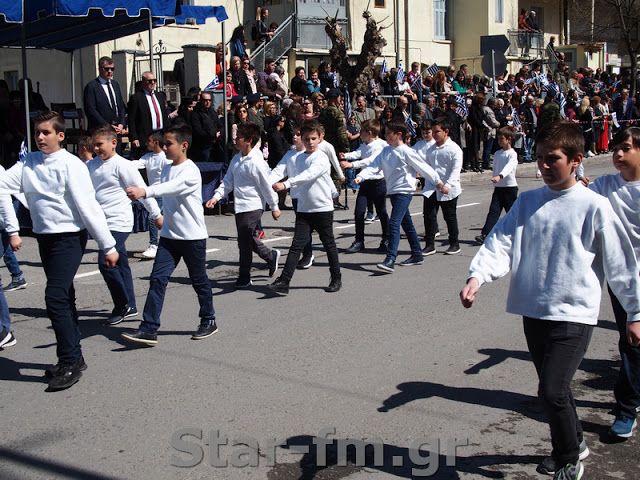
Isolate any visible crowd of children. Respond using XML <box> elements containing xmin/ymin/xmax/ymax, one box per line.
<box><xmin>0</xmin><ymin>108</ymin><xmax>638</xmax><ymax>480</ymax></box>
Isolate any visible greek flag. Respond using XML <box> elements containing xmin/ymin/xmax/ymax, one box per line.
<box><xmin>18</xmin><ymin>139</ymin><xmax>28</xmax><ymax>160</ymax></box>
<box><xmin>204</xmin><ymin>75</ymin><xmax>220</xmax><ymax>91</ymax></box>
<box><xmin>381</xmin><ymin>57</ymin><xmax>389</xmax><ymax>74</ymax></box>
<box><xmin>559</xmin><ymin>91</ymin><xmax>567</xmax><ymax>119</ymax></box>
<box><xmin>406</xmin><ymin>115</ymin><xmax>417</xmax><ymax>137</ymax></box>
<box><xmin>524</xmin><ymin>76</ymin><xmax>536</xmax><ymax>85</ymax></box>
<box><xmin>456</xmin><ymin>93</ymin><xmax>468</xmax><ymax>117</ymax></box>
<box><xmin>426</xmin><ymin>63</ymin><xmax>440</xmax><ymax>77</ymax></box>
<box><xmin>396</xmin><ymin>61</ymin><xmax>405</xmax><ymax>84</ymax></box>
<box><xmin>512</xmin><ymin>107</ymin><xmax>521</xmax><ymax>127</ymax></box>
<box><xmin>330</xmin><ymin>72</ymin><xmax>338</xmax><ymax>88</ymax></box>
<box><xmin>538</xmin><ymin>73</ymin><xmax>550</xmax><ymax>86</ymax></box>
<box><xmin>344</xmin><ymin>85</ymin><xmax>353</xmax><ymax>121</ymax></box>
<box><xmin>612</xmin><ymin>80</ymin><xmax>621</xmax><ymax>89</ymax></box>
<box><xmin>543</xmin><ymin>83</ymin><xmax>557</xmax><ymax>97</ymax></box>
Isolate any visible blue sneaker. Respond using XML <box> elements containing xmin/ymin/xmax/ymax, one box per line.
<box><xmin>364</xmin><ymin>212</ymin><xmax>375</xmax><ymax>223</ymax></box>
<box><xmin>609</xmin><ymin>415</ymin><xmax>637</xmax><ymax>438</ymax></box>
<box><xmin>552</xmin><ymin>461</ymin><xmax>583</xmax><ymax>480</ymax></box>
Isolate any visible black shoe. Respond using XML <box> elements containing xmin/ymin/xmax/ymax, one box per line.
<box><xmin>325</xmin><ymin>276</ymin><xmax>342</xmax><ymax>293</ymax></box>
<box><xmin>461</xmin><ymin>168</ymin><xmax>468</xmax><ymax>173</ymax></box>
<box><xmin>48</xmin><ymin>360</ymin><xmax>84</xmax><ymax>390</ymax></box>
<box><xmin>377</xmin><ymin>239</ymin><xmax>389</xmax><ymax>253</ymax></box>
<box><xmin>106</xmin><ymin>305</ymin><xmax>138</xmax><ymax>326</ymax></box>
<box><xmin>400</xmin><ymin>255</ymin><xmax>424</xmax><ymax>266</ymax></box>
<box><xmin>333</xmin><ymin>201</ymin><xmax>346</xmax><ymax>210</ymax></box>
<box><xmin>268</xmin><ymin>249</ymin><xmax>281</xmax><ymax>277</ymax></box>
<box><xmin>45</xmin><ymin>356</ymin><xmax>87</xmax><ymax>378</ymax></box>
<box><xmin>376</xmin><ymin>257</ymin><xmax>395</xmax><ymax>273</ymax></box>
<box><xmin>192</xmin><ymin>323</ymin><xmax>218</xmax><ymax>340</ymax></box>
<box><xmin>474</xmin><ymin>234</ymin><xmax>486</xmax><ymax>245</ymax></box>
<box><xmin>423</xmin><ymin>245</ymin><xmax>436</xmax><ymax>256</ymax></box>
<box><xmin>297</xmin><ymin>254</ymin><xmax>314</xmax><ymax>270</ymax></box>
<box><xmin>235</xmin><ymin>278</ymin><xmax>252</xmax><ymax>289</ymax></box>
<box><xmin>121</xmin><ymin>329</ymin><xmax>158</xmax><ymax>345</ymax></box>
<box><xmin>267</xmin><ymin>277</ymin><xmax>290</xmax><ymax>295</ymax></box>
<box><xmin>0</xmin><ymin>327</ymin><xmax>14</xmax><ymax>348</ymax></box>
<box><xmin>444</xmin><ymin>244</ymin><xmax>461</xmax><ymax>255</ymax></box>
<box><xmin>345</xmin><ymin>241</ymin><xmax>364</xmax><ymax>253</ymax></box>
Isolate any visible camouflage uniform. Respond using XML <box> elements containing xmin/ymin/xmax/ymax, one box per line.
<box><xmin>319</xmin><ymin>105</ymin><xmax>349</xmax><ymax>192</ymax></box>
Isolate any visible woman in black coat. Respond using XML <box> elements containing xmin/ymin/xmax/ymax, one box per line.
<box><xmin>466</xmin><ymin>93</ymin><xmax>486</xmax><ymax>172</ymax></box>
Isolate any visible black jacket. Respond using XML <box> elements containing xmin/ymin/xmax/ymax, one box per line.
<box><xmin>191</xmin><ymin>103</ymin><xmax>222</xmax><ymax>151</ymax></box>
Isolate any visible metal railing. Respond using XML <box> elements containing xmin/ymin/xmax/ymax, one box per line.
<box><xmin>250</xmin><ymin>13</ymin><xmax>296</xmax><ymax>70</ymax></box>
<box><xmin>507</xmin><ymin>30</ymin><xmax>545</xmax><ymax>60</ymax></box>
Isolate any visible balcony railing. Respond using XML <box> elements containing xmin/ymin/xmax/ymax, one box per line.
<box><xmin>507</xmin><ymin>30</ymin><xmax>545</xmax><ymax>60</ymax></box>
<box><xmin>250</xmin><ymin>13</ymin><xmax>296</xmax><ymax>71</ymax></box>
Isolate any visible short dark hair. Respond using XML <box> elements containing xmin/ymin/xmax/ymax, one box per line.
<box><xmin>98</xmin><ymin>56</ymin><xmax>114</xmax><ymax>67</ymax></box>
<box><xmin>165</xmin><ymin>122</ymin><xmax>192</xmax><ymax>147</ymax></box>
<box><xmin>300</xmin><ymin>120</ymin><xmax>324</xmax><ymax>137</ymax></box>
<box><xmin>237</xmin><ymin>122</ymin><xmax>261</xmax><ymax>147</ymax></box>
<box><xmin>432</xmin><ymin>117</ymin><xmax>451</xmax><ymax>133</ymax></box>
<box><xmin>385</xmin><ymin>120</ymin><xmax>407</xmax><ymax>136</ymax></box>
<box><xmin>91</xmin><ymin>124</ymin><xmax>118</xmax><ymax>141</ymax></box>
<box><xmin>361</xmin><ymin>119</ymin><xmax>381</xmax><ymax>137</ymax></box>
<box><xmin>77</xmin><ymin>135</ymin><xmax>93</xmax><ymax>151</ymax></box>
<box><xmin>421</xmin><ymin>118</ymin><xmax>433</xmax><ymax>131</ymax></box>
<box><xmin>148</xmin><ymin>130</ymin><xmax>164</xmax><ymax>146</ymax></box>
<box><xmin>34</xmin><ymin>111</ymin><xmax>66</xmax><ymax>134</ymax></box>
<box><xmin>535</xmin><ymin>121</ymin><xmax>584</xmax><ymax>160</ymax></box>
<box><xmin>496</xmin><ymin>126</ymin><xmax>516</xmax><ymax>144</ymax></box>
<box><xmin>612</xmin><ymin>126</ymin><xmax>640</xmax><ymax>150</ymax></box>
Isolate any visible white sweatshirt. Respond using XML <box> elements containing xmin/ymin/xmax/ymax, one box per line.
<box><xmin>131</xmin><ymin>151</ymin><xmax>172</xmax><ymax>186</ymax></box>
<box><xmin>0</xmin><ymin>149</ymin><xmax>115</xmax><ymax>253</ymax></box>
<box><xmin>356</xmin><ymin>144</ymin><xmax>441</xmax><ymax>195</ymax></box>
<box><xmin>319</xmin><ymin>140</ymin><xmax>346</xmax><ymax>180</ymax></box>
<box><xmin>491</xmin><ymin>148</ymin><xmax>518</xmax><ymax>187</ymax></box>
<box><xmin>86</xmin><ymin>154</ymin><xmax>161</xmax><ymax>232</ymax></box>
<box><xmin>270</xmin><ymin>149</ymin><xmax>303</xmax><ymax>199</ymax></box>
<box><xmin>412</xmin><ymin>138</ymin><xmax>436</xmax><ymax>165</ymax></box>
<box><xmin>469</xmin><ymin>183</ymin><xmax>640</xmax><ymax>324</ymax></box>
<box><xmin>344</xmin><ymin>138</ymin><xmax>387</xmax><ymax>181</ymax></box>
<box><xmin>423</xmin><ymin>138</ymin><xmax>463</xmax><ymax>201</ymax></box>
<box><xmin>590</xmin><ymin>173</ymin><xmax>640</xmax><ymax>265</ymax></box>
<box><xmin>145</xmin><ymin>159</ymin><xmax>207</xmax><ymax>240</ymax></box>
<box><xmin>283</xmin><ymin>150</ymin><xmax>334</xmax><ymax>213</ymax></box>
<box><xmin>0</xmin><ymin>166</ymin><xmax>19</xmax><ymax>235</ymax></box>
<box><xmin>213</xmin><ymin>147</ymin><xmax>279</xmax><ymax>213</ymax></box>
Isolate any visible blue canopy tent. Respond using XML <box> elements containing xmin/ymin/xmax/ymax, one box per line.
<box><xmin>0</xmin><ymin>1</ymin><xmax>228</xmax><ymax>151</ymax></box>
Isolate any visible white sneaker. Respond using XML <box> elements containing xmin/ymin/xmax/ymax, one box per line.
<box><xmin>586</xmin><ymin>151</ymin><xmax>595</xmax><ymax>158</ymax></box>
<box><xmin>141</xmin><ymin>244</ymin><xmax>158</xmax><ymax>259</ymax></box>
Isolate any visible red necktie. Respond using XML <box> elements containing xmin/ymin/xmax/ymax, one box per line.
<box><xmin>151</xmin><ymin>92</ymin><xmax>161</xmax><ymax>129</ymax></box>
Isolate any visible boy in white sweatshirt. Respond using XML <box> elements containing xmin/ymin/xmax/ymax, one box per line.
<box><xmin>354</xmin><ymin>120</ymin><xmax>446</xmax><ymax>273</ymax></box>
<box><xmin>88</xmin><ymin>125</ymin><xmax>162</xmax><ymax>326</ymax></box>
<box><xmin>131</xmin><ymin>131</ymin><xmax>172</xmax><ymax>259</ymax></box>
<box><xmin>475</xmin><ymin>125</ymin><xmax>519</xmax><ymax>245</ymax></box>
<box><xmin>460</xmin><ymin>121</ymin><xmax>640</xmax><ymax>480</ymax></box>
<box><xmin>589</xmin><ymin>126</ymin><xmax>640</xmax><ymax>440</ymax></box>
<box><xmin>206</xmin><ymin>122</ymin><xmax>281</xmax><ymax>288</ymax></box>
<box><xmin>268</xmin><ymin>121</ymin><xmax>341</xmax><ymax>295</ymax></box>
<box><xmin>122</xmin><ymin>123</ymin><xmax>217</xmax><ymax>344</ymax></box>
<box><xmin>339</xmin><ymin>119</ymin><xmax>389</xmax><ymax>253</ymax></box>
<box><xmin>0</xmin><ymin>111</ymin><xmax>118</xmax><ymax>390</ymax></box>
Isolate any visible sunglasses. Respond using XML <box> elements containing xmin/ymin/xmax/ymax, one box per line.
<box><xmin>102</xmin><ymin>66</ymin><xmax>115</xmax><ymax>71</ymax></box>
<box><xmin>201</xmin><ymin>98</ymin><xmax>212</xmax><ymax>103</ymax></box>
<box><xmin>145</xmin><ymin>79</ymin><xmax>156</xmax><ymax>84</ymax></box>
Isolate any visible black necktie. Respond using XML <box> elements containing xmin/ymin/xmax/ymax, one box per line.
<box><xmin>107</xmin><ymin>81</ymin><xmax>117</xmax><ymax>117</ymax></box>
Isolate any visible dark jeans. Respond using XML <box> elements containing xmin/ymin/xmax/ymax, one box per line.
<box><xmin>37</xmin><ymin>231</ymin><xmax>88</xmax><ymax>365</ymax></box>
<box><xmin>481</xmin><ymin>187</ymin><xmax>518</xmax><ymax>236</ymax></box>
<box><xmin>99</xmin><ymin>231</ymin><xmax>135</xmax><ymax>311</ymax></box>
<box><xmin>236</xmin><ymin>209</ymin><xmax>272</xmax><ymax>281</ymax></box>
<box><xmin>423</xmin><ymin>194</ymin><xmax>459</xmax><ymax>248</ymax></box>
<box><xmin>524</xmin><ymin>317</ymin><xmax>594</xmax><ymax>467</ymax></box>
<box><xmin>141</xmin><ymin>237</ymin><xmax>215</xmax><ymax>334</ymax></box>
<box><xmin>291</xmin><ymin>199</ymin><xmax>312</xmax><ymax>257</ymax></box>
<box><xmin>386</xmin><ymin>194</ymin><xmax>422</xmax><ymax>262</ymax></box>
<box><xmin>609</xmin><ymin>286</ymin><xmax>640</xmax><ymax>419</ymax></box>
<box><xmin>482</xmin><ymin>137</ymin><xmax>494</xmax><ymax>169</ymax></box>
<box><xmin>280</xmin><ymin>211</ymin><xmax>340</xmax><ymax>283</ymax></box>
<box><xmin>0</xmin><ymin>232</ymin><xmax>10</xmax><ymax>331</ymax></box>
<box><xmin>354</xmin><ymin>179</ymin><xmax>388</xmax><ymax>243</ymax></box>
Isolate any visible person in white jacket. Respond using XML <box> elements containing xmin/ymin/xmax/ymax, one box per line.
<box><xmin>206</xmin><ymin>122</ymin><xmax>281</xmax><ymax>289</ymax></box>
<box><xmin>460</xmin><ymin>121</ymin><xmax>640</xmax><ymax>479</ymax></box>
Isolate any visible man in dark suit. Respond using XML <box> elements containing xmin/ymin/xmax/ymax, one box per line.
<box><xmin>613</xmin><ymin>88</ymin><xmax>634</xmax><ymax>131</ymax></box>
<box><xmin>128</xmin><ymin>71</ymin><xmax>168</xmax><ymax>159</ymax></box>
<box><xmin>84</xmin><ymin>56</ymin><xmax>126</xmax><ymax>137</ymax></box>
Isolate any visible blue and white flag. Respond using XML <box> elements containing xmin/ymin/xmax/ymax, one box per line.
<box><xmin>426</xmin><ymin>63</ymin><xmax>440</xmax><ymax>77</ymax></box>
<box><xmin>344</xmin><ymin>85</ymin><xmax>353</xmax><ymax>121</ymax></box>
<box><xmin>381</xmin><ymin>57</ymin><xmax>389</xmax><ymax>74</ymax></box>
<box><xmin>543</xmin><ymin>83</ymin><xmax>557</xmax><ymax>97</ymax></box>
<box><xmin>406</xmin><ymin>115</ymin><xmax>417</xmax><ymax>137</ymax></box>
<box><xmin>524</xmin><ymin>76</ymin><xmax>536</xmax><ymax>85</ymax></box>
<box><xmin>456</xmin><ymin>93</ymin><xmax>468</xmax><ymax>117</ymax></box>
<box><xmin>396</xmin><ymin>61</ymin><xmax>405</xmax><ymax>84</ymax></box>
<box><xmin>512</xmin><ymin>107</ymin><xmax>521</xmax><ymax>127</ymax></box>
<box><xmin>538</xmin><ymin>73</ymin><xmax>550</xmax><ymax>86</ymax></box>
<box><xmin>559</xmin><ymin>90</ymin><xmax>567</xmax><ymax>119</ymax></box>
<box><xmin>330</xmin><ymin>72</ymin><xmax>339</xmax><ymax>88</ymax></box>
<box><xmin>612</xmin><ymin>80</ymin><xmax>621</xmax><ymax>89</ymax></box>
<box><xmin>204</xmin><ymin>75</ymin><xmax>220</xmax><ymax>91</ymax></box>
<box><xmin>18</xmin><ymin>138</ymin><xmax>28</xmax><ymax>160</ymax></box>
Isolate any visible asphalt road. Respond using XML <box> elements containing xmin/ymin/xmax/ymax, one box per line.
<box><xmin>0</xmin><ymin>154</ymin><xmax>637</xmax><ymax>480</ymax></box>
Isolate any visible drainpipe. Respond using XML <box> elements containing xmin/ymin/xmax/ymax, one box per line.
<box><xmin>404</xmin><ymin>0</ymin><xmax>409</xmax><ymax>67</ymax></box>
<box><xmin>395</xmin><ymin>0</ymin><xmax>400</xmax><ymax>67</ymax></box>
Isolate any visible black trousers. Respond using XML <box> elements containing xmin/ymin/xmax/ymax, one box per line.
<box><xmin>354</xmin><ymin>179</ymin><xmax>388</xmax><ymax>242</ymax></box>
<box><xmin>235</xmin><ymin>209</ymin><xmax>272</xmax><ymax>281</ymax></box>
<box><xmin>280</xmin><ymin>211</ymin><xmax>340</xmax><ymax>283</ymax></box>
<box><xmin>481</xmin><ymin>187</ymin><xmax>518</xmax><ymax>236</ymax></box>
<box><xmin>423</xmin><ymin>194</ymin><xmax>459</xmax><ymax>248</ymax></box>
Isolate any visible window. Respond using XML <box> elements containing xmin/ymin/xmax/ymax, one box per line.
<box><xmin>375</xmin><ymin>0</ymin><xmax>385</xmax><ymax>7</ymax></box>
<box><xmin>495</xmin><ymin>0</ymin><xmax>503</xmax><ymax>23</ymax></box>
<box><xmin>434</xmin><ymin>0</ymin><xmax>449</xmax><ymax>40</ymax></box>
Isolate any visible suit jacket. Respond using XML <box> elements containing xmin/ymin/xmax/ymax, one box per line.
<box><xmin>127</xmin><ymin>90</ymin><xmax>169</xmax><ymax>143</ymax></box>
<box><xmin>84</xmin><ymin>77</ymin><xmax>126</xmax><ymax>130</ymax></box>
<box><xmin>614</xmin><ymin>97</ymin><xmax>634</xmax><ymax>121</ymax></box>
